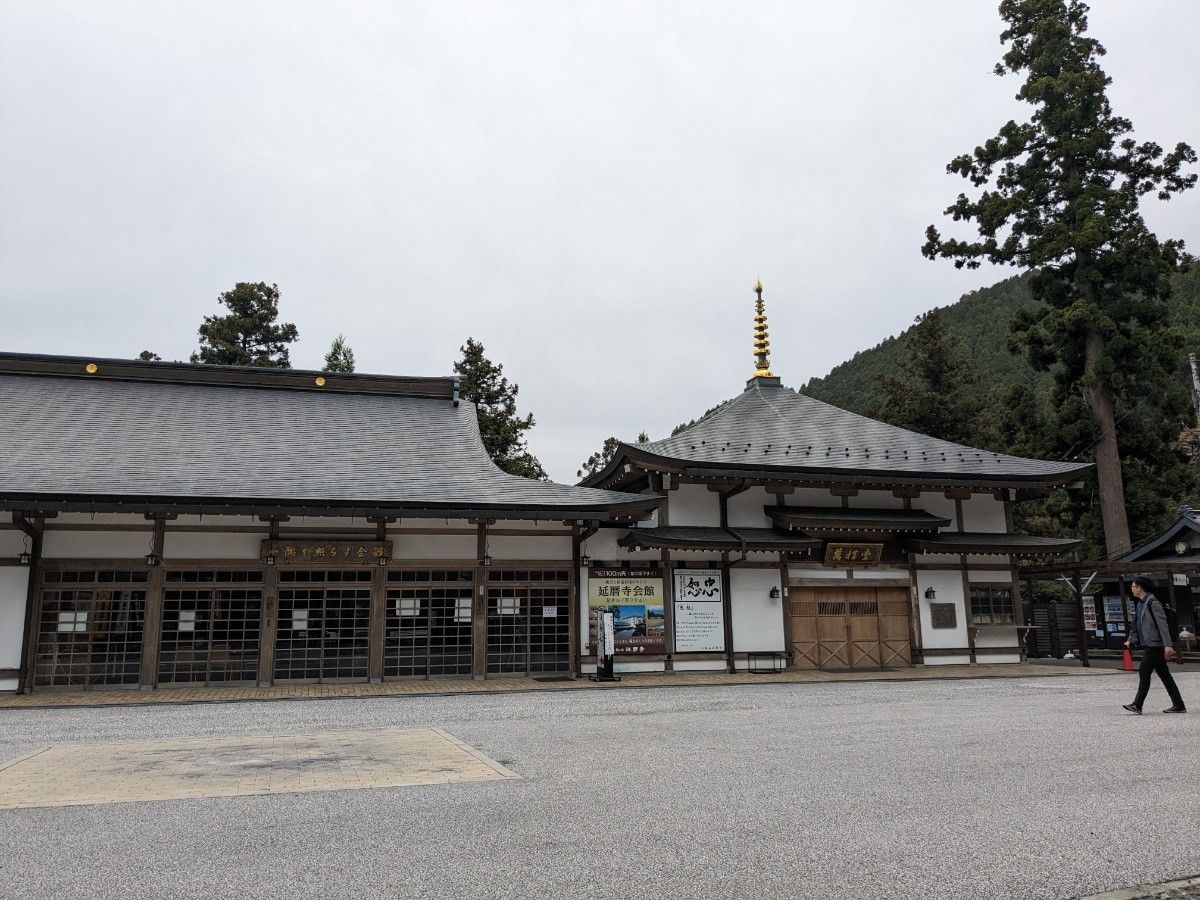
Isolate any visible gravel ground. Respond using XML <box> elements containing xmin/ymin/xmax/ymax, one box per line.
<box><xmin>0</xmin><ymin>672</ymin><xmax>1197</xmax><ymax>900</ymax></box>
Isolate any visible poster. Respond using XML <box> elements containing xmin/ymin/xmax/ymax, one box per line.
<box><xmin>673</xmin><ymin>568</ymin><xmax>725</xmax><ymax>652</ymax></box>
<box><xmin>587</xmin><ymin>567</ymin><xmax>665</xmax><ymax>654</ymax></box>
<box><xmin>1082</xmin><ymin>596</ymin><xmax>1097</xmax><ymax>630</ymax></box>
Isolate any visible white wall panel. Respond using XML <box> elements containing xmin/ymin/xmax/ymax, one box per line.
<box><xmin>731</xmin><ymin>568</ymin><xmax>784</xmax><ymax>652</ymax></box>
<box><xmin>488</xmin><ymin>535</ymin><xmax>572</xmax><ymax>561</ymax></box>
<box><xmin>667</xmin><ymin>484</ymin><xmax>718</xmax><ymax>526</ymax></box>
<box><xmin>0</xmin><ymin>529</ymin><xmax>24</xmax><ymax>556</ymax></box>
<box><xmin>916</xmin><ymin>493</ymin><xmax>959</xmax><ymax>530</ymax></box>
<box><xmin>849</xmin><ymin>491</ymin><xmax>905</xmax><ymax>510</ymax></box>
<box><xmin>727</xmin><ymin>487</ymin><xmax>774</xmax><ymax>528</ymax></box>
<box><xmin>392</xmin><ymin>535</ymin><xmax>477</xmax><ymax>560</ymax></box>
<box><xmin>781</xmin><ymin>488</ymin><xmax>842</xmax><ymax>508</ymax></box>
<box><xmin>42</xmin><ymin>531</ymin><xmax>150</xmax><ymax>559</ymax></box>
<box><xmin>916</xmin><ymin>569</ymin><xmax>967</xmax><ymax>650</ymax></box>
<box><xmin>164</xmin><ymin>531</ymin><xmax>263</xmax><ymax>560</ymax></box>
<box><xmin>0</xmin><ymin>566</ymin><xmax>29</xmax><ymax>675</ymax></box>
<box><xmin>961</xmin><ymin>495</ymin><xmax>1007</xmax><ymax>533</ymax></box>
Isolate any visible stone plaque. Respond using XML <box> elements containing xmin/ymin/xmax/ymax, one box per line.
<box><xmin>929</xmin><ymin>602</ymin><xmax>957</xmax><ymax>630</ymax></box>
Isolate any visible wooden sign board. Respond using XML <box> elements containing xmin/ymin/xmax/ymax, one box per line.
<box><xmin>823</xmin><ymin>543</ymin><xmax>884</xmax><ymax>566</ymax></box>
<box><xmin>261</xmin><ymin>540</ymin><xmax>392</xmax><ymax>565</ymax></box>
<box><xmin>929</xmin><ymin>602</ymin><xmax>957</xmax><ymax>630</ymax></box>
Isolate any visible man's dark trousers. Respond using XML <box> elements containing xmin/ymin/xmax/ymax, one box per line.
<box><xmin>1133</xmin><ymin>646</ymin><xmax>1185</xmax><ymax>710</ymax></box>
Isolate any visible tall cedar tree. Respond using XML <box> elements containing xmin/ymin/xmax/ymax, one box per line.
<box><xmin>454</xmin><ymin>338</ymin><xmax>547</xmax><ymax>480</ymax></box>
<box><xmin>923</xmin><ymin>0</ymin><xmax>1196</xmax><ymax>555</ymax></box>
<box><xmin>192</xmin><ymin>282</ymin><xmax>299</xmax><ymax>368</ymax></box>
<box><xmin>876</xmin><ymin>309</ymin><xmax>981</xmax><ymax>445</ymax></box>
<box><xmin>322</xmin><ymin>334</ymin><xmax>356</xmax><ymax>373</ymax></box>
<box><xmin>577</xmin><ymin>432</ymin><xmax>649</xmax><ymax>480</ymax></box>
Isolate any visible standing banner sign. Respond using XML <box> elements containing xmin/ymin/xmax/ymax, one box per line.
<box><xmin>587</xmin><ymin>567</ymin><xmax>665</xmax><ymax>655</ymax></box>
<box><xmin>591</xmin><ymin>608</ymin><xmax>617</xmax><ymax>681</ymax></box>
<box><xmin>673</xmin><ymin>568</ymin><xmax>726</xmax><ymax>653</ymax></box>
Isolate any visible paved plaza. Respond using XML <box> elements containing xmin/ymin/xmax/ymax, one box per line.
<box><xmin>0</xmin><ymin>672</ymin><xmax>1197</xmax><ymax>899</ymax></box>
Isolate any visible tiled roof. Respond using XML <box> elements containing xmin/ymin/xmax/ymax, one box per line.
<box><xmin>905</xmin><ymin>533</ymin><xmax>1080</xmax><ymax>556</ymax></box>
<box><xmin>585</xmin><ymin>377</ymin><xmax>1089</xmax><ymax>488</ymax></box>
<box><xmin>0</xmin><ymin>361</ymin><xmax>657</xmax><ymax>519</ymax></box>
<box><xmin>617</xmin><ymin>526</ymin><xmax>820</xmax><ymax>553</ymax></box>
<box><xmin>767</xmin><ymin>506</ymin><xmax>951</xmax><ymax>532</ymax></box>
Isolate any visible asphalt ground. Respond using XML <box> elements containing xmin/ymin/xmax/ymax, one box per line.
<box><xmin>0</xmin><ymin>671</ymin><xmax>1197</xmax><ymax>900</ymax></box>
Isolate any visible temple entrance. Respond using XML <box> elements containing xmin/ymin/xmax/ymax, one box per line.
<box><xmin>788</xmin><ymin>585</ymin><xmax>911</xmax><ymax>670</ymax></box>
<box><xmin>384</xmin><ymin>570</ymin><xmax>474</xmax><ymax>678</ymax></box>
<box><xmin>274</xmin><ymin>570</ymin><xmax>372</xmax><ymax>682</ymax></box>
<box><xmin>486</xmin><ymin>570</ymin><xmax>571</xmax><ymax>676</ymax></box>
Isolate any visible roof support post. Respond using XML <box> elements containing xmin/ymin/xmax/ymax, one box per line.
<box><xmin>571</xmin><ymin>521</ymin><xmax>599</xmax><ymax>678</ymax></box>
<box><xmin>14</xmin><ymin>512</ymin><xmax>44</xmax><ymax>694</ymax></box>
<box><xmin>718</xmin><ymin>484</ymin><xmax>749</xmax><ymax>673</ymax></box>
<box><xmin>472</xmin><ymin>520</ymin><xmax>493</xmax><ymax>679</ymax></box>
<box><xmin>139</xmin><ymin>515</ymin><xmax>168</xmax><ymax>689</ymax></box>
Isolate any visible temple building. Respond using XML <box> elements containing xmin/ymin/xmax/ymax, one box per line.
<box><xmin>0</xmin><ymin>285</ymin><xmax>1086</xmax><ymax>692</ymax></box>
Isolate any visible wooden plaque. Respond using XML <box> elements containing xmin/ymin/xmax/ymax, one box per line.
<box><xmin>929</xmin><ymin>602</ymin><xmax>957</xmax><ymax>630</ymax></box>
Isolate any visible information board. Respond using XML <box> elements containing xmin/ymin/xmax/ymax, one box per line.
<box><xmin>673</xmin><ymin>568</ymin><xmax>725</xmax><ymax>653</ymax></box>
<box><xmin>587</xmin><ymin>568</ymin><xmax>665</xmax><ymax>654</ymax></box>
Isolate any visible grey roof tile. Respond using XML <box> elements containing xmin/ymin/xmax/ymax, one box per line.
<box><xmin>596</xmin><ymin>378</ymin><xmax>1088</xmax><ymax>485</ymax></box>
<box><xmin>0</xmin><ymin>372</ymin><xmax>655</xmax><ymax>516</ymax></box>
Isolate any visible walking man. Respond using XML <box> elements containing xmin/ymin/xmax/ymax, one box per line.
<box><xmin>1123</xmin><ymin>576</ymin><xmax>1186</xmax><ymax>714</ymax></box>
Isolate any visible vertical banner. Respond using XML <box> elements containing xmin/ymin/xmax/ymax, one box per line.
<box><xmin>592</xmin><ymin>608</ymin><xmax>616</xmax><ymax>681</ymax></box>
<box><xmin>672</xmin><ymin>569</ymin><xmax>726</xmax><ymax>652</ymax></box>
<box><xmin>587</xmin><ymin>567</ymin><xmax>665</xmax><ymax>654</ymax></box>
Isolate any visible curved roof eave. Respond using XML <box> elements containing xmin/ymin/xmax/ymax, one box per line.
<box><xmin>581</xmin><ymin>443</ymin><xmax>1091</xmax><ymax>491</ymax></box>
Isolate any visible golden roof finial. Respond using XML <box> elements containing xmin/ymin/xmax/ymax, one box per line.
<box><xmin>752</xmin><ymin>280</ymin><xmax>774</xmax><ymax>378</ymax></box>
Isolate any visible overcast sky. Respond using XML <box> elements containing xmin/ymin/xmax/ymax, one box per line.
<box><xmin>2</xmin><ymin>1</ymin><xmax>1197</xmax><ymax>483</ymax></box>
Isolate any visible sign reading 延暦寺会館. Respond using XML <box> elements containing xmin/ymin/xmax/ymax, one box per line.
<box><xmin>587</xmin><ymin>567</ymin><xmax>665</xmax><ymax>655</ymax></box>
<box><xmin>261</xmin><ymin>540</ymin><xmax>392</xmax><ymax>565</ymax></box>
<box><xmin>673</xmin><ymin>568</ymin><xmax>725</xmax><ymax>653</ymax></box>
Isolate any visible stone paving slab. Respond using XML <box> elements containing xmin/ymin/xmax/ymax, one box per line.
<box><xmin>1079</xmin><ymin>875</ymin><xmax>1200</xmax><ymax>899</ymax></box>
<box><xmin>0</xmin><ymin>727</ymin><xmax>518</xmax><ymax>809</ymax></box>
<box><xmin>0</xmin><ymin>662</ymin><xmax>1116</xmax><ymax>709</ymax></box>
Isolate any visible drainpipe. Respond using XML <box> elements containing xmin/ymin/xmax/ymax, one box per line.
<box><xmin>718</xmin><ymin>484</ymin><xmax>750</xmax><ymax>672</ymax></box>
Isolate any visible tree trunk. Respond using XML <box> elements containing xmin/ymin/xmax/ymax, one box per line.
<box><xmin>1084</xmin><ymin>328</ymin><xmax>1131</xmax><ymax>557</ymax></box>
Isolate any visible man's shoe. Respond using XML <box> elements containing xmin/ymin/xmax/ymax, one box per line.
<box><xmin>1164</xmin><ymin>707</ymin><xmax>1187</xmax><ymax>714</ymax></box>
<box><xmin>1123</xmin><ymin>704</ymin><xmax>1143</xmax><ymax>714</ymax></box>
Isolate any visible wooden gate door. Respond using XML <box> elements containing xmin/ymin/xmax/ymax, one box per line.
<box><xmin>788</xmin><ymin>585</ymin><xmax>912</xmax><ymax>670</ymax></box>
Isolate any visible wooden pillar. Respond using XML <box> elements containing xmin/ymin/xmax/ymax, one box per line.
<box><xmin>720</xmin><ymin>550</ymin><xmax>734</xmax><ymax>673</ymax></box>
<box><xmin>570</xmin><ymin>523</ymin><xmax>581</xmax><ymax>678</ymax></box>
<box><xmin>1073</xmin><ymin>568</ymin><xmax>1089</xmax><ymax>667</ymax></box>
<box><xmin>368</xmin><ymin>519</ymin><xmax>388</xmax><ymax>683</ymax></box>
<box><xmin>258</xmin><ymin>565</ymin><xmax>279</xmax><ymax>686</ymax></box>
<box><xmin>907</xmin><ymin>554</ymin><xmax>924</xmax><ymax>665</ymax></box>
<box><xmin>960</xmin><ymin>557</ymin><xmax>976</xmax><ymax>665</ymax></box>
<box><xmin>138</xmin><ymin>516</ymin><xmax>167</xmax><ymax>689</ymax></box>
<box><xmin>658</xmin><ymin>474</ymin><xmax>675</xmax><ymax>672</ymax></box>
<box><xmin>473</xmin><ymin>521</ymin><xmax>490</xmax><ymax>679</ymax></box>
<box><xmin>15</xmin><ymin>513</ymin><xmax>44</xmax><ymax>694</ymax></box>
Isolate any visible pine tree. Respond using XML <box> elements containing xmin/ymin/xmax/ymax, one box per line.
<box><xmin>577</xmin><ymin>432</ymin><xmax>649</xmax><ymax>479</ymax></box>
<box><xmin>191</xmin><ymin>282</ymin><xmax>299</xmax><ymax>368</ymax></box>
<box><xmin>923</xmin><ymin>0</ymin><xmax>1197</xmax><ymax>555</ymax></box>
<box><xmin>453</xmin><ymin>338</ymin><xmax>547</xmax><ymax>480</ymax></box>
<box><xmin>137</xmin><ymin>350</ymin><xmax>161</xmax><ymax>361</ymax></box>
<box><xmin>876</xmin><ymin>310</ymin><xmax>981</xmax><ymax>445</ymax></box>
<box><xmin>322</xmin><ymin>334</ymin><xmax>356</xmax><ymax>373</ymax></box>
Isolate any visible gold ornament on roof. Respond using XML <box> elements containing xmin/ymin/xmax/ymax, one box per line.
<box><xmin>752</xmin><ymin>280</ymin><xmax>774</xmax><ymax>378</ymax></box>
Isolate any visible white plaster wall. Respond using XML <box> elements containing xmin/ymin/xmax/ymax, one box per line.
<box><xmin>848</xmin><ymin>490</ymin><xmax>906</xmax><ymax>510</ymax></box>
<box><xmin>42</xmin><ymin>531</ymin><xmax>150</xmax><ymax>559</ymax></box>
<box><xmin>974</xmin><ymin>626</ymin><xmax>1021</xmax><ymax>664</ymax></box>
<box><xmin>488</xmin><ymin>535</ymin><xmax>572</xmax><ymax>560</ymax></box>
<box><xmin>666</xmin><ymin>484</ymin><xmax>719</xmax><ymax>526</ymax></box>
<box><xmin>580</xmin><ymin>529</ymin><xmax>660</xmax><ymax>564</ymax></box>
<box><xmin>727</xmin><ymin>487</ymin><xmax>775</xmax><ymax>528</ymax></box>
<box><xmin>0</xmin><ymin>527</ymin><xmax>23</xmax><ymax>557</ymax></box>
<box><xmin>671</xmin><ymin>660</ymin><xmax>727</xmax><ymax>672</ymax></box>
<box><xmin>392</xmin><ymin>534</ymin><xmax>478</xmax><ymax>560</ymax></box>
<box><xmin>967</xmin><ymin>569</ymin><xmax>1015</xmax><ymax>584</ymax></box>
<box><xmin>961</xmin><ymin>495</ymin><xmax>1007</xmax><ymax>533</ymax></box>
<box><xmin>164</xmin><ymin>531</ymin><xmax>263</xmax><ymax>560</ymax></box>
<box><xmin>916</xmin><ymin>569</ymin><xmax>968</xmax><ymax>664</ymax></box>
<box><xmin>915</xmin><ymin>493</ymin><xmax>959</xmax><ymax>530</ymax></box>
<box><xmin>0</xmin><ymin>566</ymin><xmax>29</xmax><ymax>688</ymax></box>
<box><xmin>731</xmin><ymin>568</ymin><xmax>784</xmax><ymax>652</ymax></box>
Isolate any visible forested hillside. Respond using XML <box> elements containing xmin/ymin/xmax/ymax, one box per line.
<box><xmin>802</xmin><ymin>268</ymin><xmax>1200</xmax><ymax>421</ymax></box>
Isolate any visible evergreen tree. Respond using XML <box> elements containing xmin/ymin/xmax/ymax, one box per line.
<box><xmin>875</xmin><ymin>309</ymin><xmax>982</xmax><ymax>445</ymax></box>
<box><xmin>453</xmin><ymin>338</ymin><xmax>547</xmax><ymax>480</ymax></box>
<box><xmin>923</xmin><ymin>0</ymin><xmax>1197</xmax><ymax>555</ymax></box>
<box><xmin>191</xmin><ymin>282</ymin><xmax>299</xmax><ymax>368</ymax></box>
<box><xmin>577</xmin><ymin>432</ymin><xmax>649</xmax><ymax>479</ymax></box>
<box><xmin>137</xmin><ymin>350</ymin><xmax>161</xmax><ymax>361</ymax></box>
<box><xmin>322</xmin><ymin>334</ymin><xmax>356</xmax><ymax>373</ymax></box>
